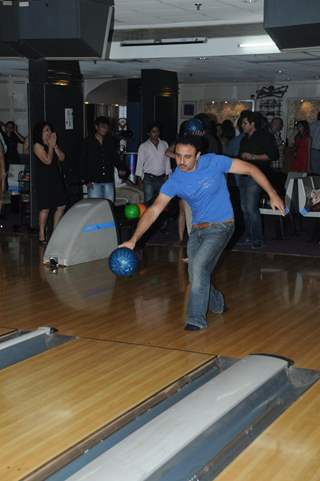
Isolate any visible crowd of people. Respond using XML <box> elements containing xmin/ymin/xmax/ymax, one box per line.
<box><xmin>1</xmin><ymin>109</ymin><xmax>320</xmax><ymax>246</ymax></box>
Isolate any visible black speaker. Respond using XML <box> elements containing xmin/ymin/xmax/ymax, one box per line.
<box><xmin>0</xmin><ymin>0</ymin><xmax>114</xmax><ymax>58</ymax></box>
<box><xmin>264</xmin><ymin>0</ymin><xmax>320</xmax><ymax>49</ymax></box>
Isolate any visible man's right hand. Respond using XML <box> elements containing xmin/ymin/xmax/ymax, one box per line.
<box><xmin>119</xmin><ymin>240</ymin><xmax>136</xmax><ymax>250</ymax></box>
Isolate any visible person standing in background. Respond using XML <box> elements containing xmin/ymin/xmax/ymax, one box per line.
<box><xmin>239</xmin><ymin>111</ymin><xmax>278</xmax><ymax>248</ymax></box>
<box><xmin>309</xmin><ymin>112</ymin><xmax>320</xmax><ymax>174</ymax></box>
<box><xmin>292</xmin><ymin>120</ymin><xmax>311</xmax><ymax>172</ymax></box>
<box><xmin>194</xmin><ymin>113</ymin><xmax>222</xmax><ymax>154</ymax></box>
<box><xmin>33</xmin><ymin>121</ymin><xmax>66</xmax><ymax>244</ymax></box>
<box><xmin>220</xmin><ymin>119</ymin><xmax>236</xmax><ymax>155</ymax></box>
<box><xmin>135</xmin><ymin>122</ymin><xmax>171</xmax><ymax>205</ymax></box>
<box><xmin>3</xmin><ymin>121</ymin><xmax>25</xmax><ymax>165</ymax></box>
<box><xmin>270</xmin><ymin>116</ymin><xmax>285</xmax><ymax>171</ymax></box>
<box><xmin>81</xmin><ymin>116</ymin><xmax>120</xmax><ymax>202</ymax></box>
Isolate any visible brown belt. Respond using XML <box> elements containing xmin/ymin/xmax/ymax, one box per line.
<box><xmin>192</xmin><ymin>220</ymin><xmax>234</xmax><ymax>229</ymax></box>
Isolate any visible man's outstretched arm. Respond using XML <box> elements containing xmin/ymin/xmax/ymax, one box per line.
<box><xmin>119</xmin><ymin>193</ymin><xmax>172</xmax><ymax>250</ymax></box>
<box><xmin>229</xmin><ymin>159</ymin><xmax>285</xmax><ymax>215</ymax></box>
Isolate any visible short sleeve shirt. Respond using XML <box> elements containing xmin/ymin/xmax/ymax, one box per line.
<box><xmin>161</xmin><ymin>153</ymin><xmax>233</xmax><ymax>224</ymax></box>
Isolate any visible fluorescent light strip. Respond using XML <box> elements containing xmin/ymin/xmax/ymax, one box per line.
<box><xmin>239</xmin><ymin>41</ymin><xmax>277</xmax><ymax>48</ymax></box>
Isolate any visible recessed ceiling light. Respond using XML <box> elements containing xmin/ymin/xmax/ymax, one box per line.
<box><xmin>242</xmin><ymin>0</ymin><xmax>258</xmax><ymax>3</ymax></box>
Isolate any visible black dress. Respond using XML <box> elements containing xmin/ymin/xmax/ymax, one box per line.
<box><xmin>35</xmin><ymin>145</ymin><xmax>67</xmax><ymax>210</ymax></box>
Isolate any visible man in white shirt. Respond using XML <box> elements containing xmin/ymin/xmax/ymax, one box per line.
<box><xmin>310</xmin><ymin>112</ymin><xmax>320</xmax><ymax>174</ymax></box>
<box><xmin>135</xmin><ymin>122</ymin><xmax>171</xmax><ymax>205</ymax></box>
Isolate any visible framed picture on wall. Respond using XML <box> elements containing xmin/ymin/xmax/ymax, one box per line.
<box><xmin>181</xmin><ymin>101</ymin><xmax>196</xmax><ymax>118</ymax></box>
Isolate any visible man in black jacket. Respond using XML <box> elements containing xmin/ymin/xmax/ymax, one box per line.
<box><xmin>238</xmin><ymin>111</ymin><xmax>278</xmax><ymax>248</ymax></box>
<box><xmin>81</xmin><ymin>117</ymin><xmax>119</xmax><ymax>202</ymax></box>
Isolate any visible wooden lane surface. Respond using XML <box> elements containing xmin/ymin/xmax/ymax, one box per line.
<box><xmin>215</xmin><ymin>381</ymin><xmax>320</xmax><ymax>481</ymax></box>
<box><xmin>0</xmin><ymin>337</ymin><xmax>213</xmax><ymax>481</ymax></box>
<box><xmin>0</xmin><ymin>327</ymin><xmax>16</xmax><ymax>336</ymax></box>
<box><xmin>2</xmin><ymin>241</ymin><xmax>320</xmax><ymax>369</ymax></box>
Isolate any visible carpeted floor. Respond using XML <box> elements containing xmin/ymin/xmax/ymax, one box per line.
<box><xmin>146</xmin><ymin>216</ymin><xmax>320</xmax><ymax>258</ymax></box>
<box><xmin>232</xmin><ymin>236</ymin><xmax>320</xmax><ymax>257</ymax></box>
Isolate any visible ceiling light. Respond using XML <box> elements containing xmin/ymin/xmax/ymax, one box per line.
<box><xmin>52</xmin><ymin>80</ymin><xmax>69</xmax><ymax>87</ymax></box>
<box><xmin>239</xmin><ymin>41</ymin><xmax>277</xmax><ymax>48</ymax></box>
<box><xmin>198</xmin><ymin>57</ymin><xmax>208</xmax><ymax>61</ymax></box>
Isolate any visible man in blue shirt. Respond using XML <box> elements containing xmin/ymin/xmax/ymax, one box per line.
<box><xmin>120</xmin><ymin>135</ymin><xmax>284</xmax><ymax>331</ymax></box>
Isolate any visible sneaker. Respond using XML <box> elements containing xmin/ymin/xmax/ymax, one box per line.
<box><xmin>236</xmin><ymin>238</ymin><xmax>251</xmax><ymax>246</ymax></box>
<box><xmin>251</xmin><ymin>241</ymin><xmax>264</xmax><ymax>249</ymax></box>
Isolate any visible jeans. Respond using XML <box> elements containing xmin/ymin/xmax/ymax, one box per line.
<box><xmin>238</xmin><ymin>176</ymin><xmax>263</xmax><ymax>244</ymax></box>
<box><xmin>87</xmin><ymin>182</ymin><xmax>114</xmax><ymax>202</ymax></box>
<box><xmin>311</xmin><ymin>149</ymin><xmax>320</xmax><ymax>174</ymax></box>
<box><xmin>186</xmin><ymin>222</ymin><xmax>234</xmax><ymax>328</ymax></box>
<box><xmin>143</xmin><ymin>174</ymin><xmax>165</xmax><ymax>205</ymax></box>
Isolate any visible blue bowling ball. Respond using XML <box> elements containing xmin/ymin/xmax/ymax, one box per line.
<box><xmin>109</xmin><ymin>247</ymin><xmax>139</xmax><ymax>277</ymax></box>
<box><xmin>183</xmin><ymin>118</ymin><xmax>204</xmax><ymax>135</ymax></box>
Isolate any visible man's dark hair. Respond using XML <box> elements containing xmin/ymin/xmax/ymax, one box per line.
<box><xmin>241</xmin><ymin>111</ymin><xmax>264</xmax><ymax>131</ymax></box>
<box><xmin>271</xmin><ymin>116</ymin><xmax>284</xmax><ymax>129</ymax></box>
<box><xmin>147</xmin><ymin>121</ymin><xmax>162</xmax><ymax>133</ymax></box>
<box><xmin>95</xmin><ymin>116</ymin><xmax>110</xmax><ymax>127</ymax></box>
<box><xmin>175</xmin><ymin>135</ymin><xmax>203</xmax><ymax>153</ymax></box>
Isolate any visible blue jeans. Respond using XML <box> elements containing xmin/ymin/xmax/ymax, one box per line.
<box><xmin>186</xmin><ymin>222</ymin><xmax>234</xmax><ymax>328</ymax></box>
<box><xmin>87</xmin><ymin>182</ymin><xmax>114</xmax><ymax>202</ymax></box>
<box><xmin>238</xmin><ymin>176</ymin><xmax>263</xmax><ymax>243</ymax></box>
<box><xmin>143</xmin><ymin>174</ymin><xmax>165</xmax><ymax>205</ymax></box>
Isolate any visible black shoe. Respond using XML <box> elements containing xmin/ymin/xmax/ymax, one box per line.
<box><xmin>251</xmin><ymin>241</ymin><xmax>264</xmax><ymax>249</ymax></box>
<box><xmin>184</xmin><ymin>324</ymin><xmax>201</xmax><ymax>331</ymax></box>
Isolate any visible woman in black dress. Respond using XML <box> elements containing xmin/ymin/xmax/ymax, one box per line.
<box><xmin>33</xmin><ymin>122</ymin><xmax>66</xmax><ymax>243</ymax></box>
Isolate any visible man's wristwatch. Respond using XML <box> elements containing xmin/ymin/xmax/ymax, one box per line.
<box><xmin>251</xmin><ymin>154</ymin><xmax>256</xmax><ymax>161</ymax></box>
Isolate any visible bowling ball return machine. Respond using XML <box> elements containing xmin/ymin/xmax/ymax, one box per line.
<box><xmin>43</xmin><ymin>199</ymin><xmax>118</xmax><ymax>267</ymax></box>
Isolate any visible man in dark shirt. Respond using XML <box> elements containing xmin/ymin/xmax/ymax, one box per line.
<box><xmin>81</xmin><ymin>116</ymin><xmax>119</xmax><ymax>202</ymax></box>
<box><xmin>3</xmin><ymin>121</ymin><xmax>25</xmax><ymax>166</ymax></box>
<box><xmin>238</xmin><ymin>111</ymin><xmax>278</xmax><ymax>248</ymax></box>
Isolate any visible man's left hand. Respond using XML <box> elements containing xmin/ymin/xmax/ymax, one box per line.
<box><xmin>269</xmin><ymin>192</ymin><xmax>285</xmax><ymax>216</ymax></box>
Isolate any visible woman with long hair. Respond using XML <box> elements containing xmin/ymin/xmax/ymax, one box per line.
<box><xmin>33</xmin><ymin>121</ymin><xmax>66</xmax><ymax>244</ymax></box>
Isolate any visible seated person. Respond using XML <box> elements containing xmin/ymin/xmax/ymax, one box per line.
<box><xmin>114</xmin><ymin>168</ymin><xmax>144</xmax><ymax>205</ymax></box>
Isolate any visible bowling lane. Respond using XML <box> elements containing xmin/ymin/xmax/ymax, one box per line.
<box><xmin>214</xmin><ymin>381</ymin><xmax>320</xmax><ymax>481</ymax></box>
<box><xmin>2</xmin><ymin>237</ymin><xmax>320</xmax><ymax>369</ymax></box>
<box><xmin>0</xmin><ymin>337</ymin><xmax>213</xmax><ymax>481</ymax></box>
<box><xmin>0</xmin><ymin>327</ymin><xmax>17</xmax><ymax>336</ymax></box>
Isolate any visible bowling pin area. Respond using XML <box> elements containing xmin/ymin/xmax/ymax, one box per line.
<box><xmin>1</xmin><ymin>235</ymin><xmax>320</xmax><ymax>481</ymax></box>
